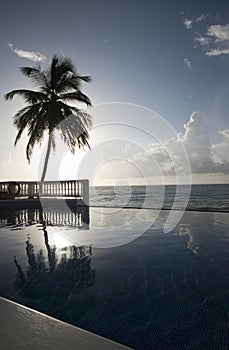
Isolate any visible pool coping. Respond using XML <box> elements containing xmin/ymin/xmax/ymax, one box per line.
<box><xmin>0</xmin><ymin>198</ymin><xmax>87</xmax><ymax>211</ymax></box>
<box><xmin>0</xmin><ymin>297</ymin><xmax>132</xmax><ymax>349</ymax></box>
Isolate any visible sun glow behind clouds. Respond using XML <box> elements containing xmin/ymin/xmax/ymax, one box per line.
<box><xmin>49</xmin><ymin>107</ymin><xmax>228</xmax><ymax>186</ymax></box>
<box><xmin>59</xmin><ymin>148</ymin><xmax>89</xmax><ymax>180</ymax></box>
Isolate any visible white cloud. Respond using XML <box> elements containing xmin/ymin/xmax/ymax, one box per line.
<box><xmin>183</xmin><ymin>15</ymin><xmax>229</xmax><ymax>57</ymax></box>
<box><xmin>212</xmin><ymin>129</ymin><xmax>229</xmax><ymax>163</ymax></box>
<box><xmin>178</xmin><ymin>112</ymin><xmax>219</xmax><ymax>174</ymax></box>
<box><xmin>207</xmin><ymin>24</ymin><xmax>229</xmax><ymax>42</ymax></box>
<box><xmin>206</xmin><ymin>48</ymin><xmax>229</xmax><ymax>57</ymax></box>
<box><xmin>8</xmin><ymin>43</ymin><xmax>46</xmax><ymax>62</ymax></box>
<box><xmin>132</xmin><ymin>112</ymin><xmax>229</xmax><ymax>177</ymax></box>
<box><xmin>196</xmin><ymin>14</ymin><xmax>206</xmax><ymax>22</ymax></box>
<box><xmin>183</xmin><ymin>18</ymin><xmax>193</xmax><ymax>30</ymax></box>
<box><xmin>194</xmin><ymin>36</ymin><xmax>210</xmax><ymax>46</ymax></box>
<box><xmin>183</xmin><ymin>14</ymin><xmax>206</xmax><ymax>30</ymax></box>
<box><xmin>204</xmin><ymin>24</ymin><xmax>229</xmax><ymax>56</ymax></box>
<box><xmin>184</xmin><ymin>57</ymin><xmax>192</xmax><ymax>68</ymax></box>
<box><xmin>219</xmin><ymin>129</ymin><xmax>229</xmax><ymax>139</ymax></box>
<box><xmin>81</xmin><ymin>113</ymin><xmax>229</xmax><ymax>183</ymax></box>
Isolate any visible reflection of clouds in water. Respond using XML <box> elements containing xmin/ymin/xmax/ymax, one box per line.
<box><xmin>178</xmin><ymin>211</ymin><xmax>229</xmax><ymax>256</ymax></box>
<box><xmin>212</xmin><ymin>212</ymin><xmax>229</xmax><ymax>228</ymax></box>
<box><xmin>178</xmin><ymin>225</ymin><xmax>200</xmax><ymax>254</ymax></box>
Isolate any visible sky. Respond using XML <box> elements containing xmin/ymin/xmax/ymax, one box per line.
<box><xmin>0</xmin><ymin>0</ymin><xmax>228</xmax><ymax>185</ymax></box>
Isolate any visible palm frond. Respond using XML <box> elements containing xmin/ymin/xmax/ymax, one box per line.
<box><xmin>50</xmin><ymin>55</ymin><xmax>75</xmax><ymax>88</ymax></box>
<box><xmin>26</xmin><ymin>114</ymin><xmax>48</xmax><ymax>161</ymax></box>
<box><xmin>13</xmin><ymin>104</ymin><xmax>44</xmax><ymax>145</ymax></box>
<box><xmin>58</xmin><ymin>91</ymin><xmax>92</xmax><ymax>106</ymax></box>
<box><xmin>20</xmin><ymin>66</ymin><xmax>48</xmax><ymax>88</ymax></box>
<box><xmin>20</xmin><ymin>66</ymin><xmax>41</xmax><ymax>76</ymax></box>
<box><xmin>14</xmin><ymin>105</ymin><xmax>32</xmax><ymax>119</ymax></box>
<box><xmin>5</xmin><ymin>89</ymin><xmax>46</xmax><ymax>104</ymax></box>
<box><xmin>57</xmin><ymin>102</ymin><xmax>92</xmax><ymax>129</ymax></box>
<box><xmin>77</xmin><ymin>75</ymin><xmax>92</xmax><ymax>83</ymax></box>
<box><xmin>14</xmin><ymin>126</ymin><xmax>28</xmax><ymax>147</ymax></box>
<box><xmin>56</xmin><ymin>104</ymin><xmax>91</xmax><ymax>152</ymax></box>
<box><xmin>50</xmin><ymin>56</ymin><xmax>91</xmax><ymax>94</ymax></box>
<box><xmin>69</xmin><ymin>106</ymin><xmax>93</xmax><ymax>128</ymax></box>
<box><xmin>54</xmin><ymin>78</ymin><xmax>79</xmax><ymax>93</ymax></box>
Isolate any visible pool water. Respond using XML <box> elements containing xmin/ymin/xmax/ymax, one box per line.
<box><xmin>0</xmin><ymin>207</ymin><xmax>228</xmax><ymax>349</ymax></box>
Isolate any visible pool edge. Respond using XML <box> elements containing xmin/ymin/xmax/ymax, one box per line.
<box><xmin>0</xmin><ymin>296</ymin><xmax>132</xmax><ymax>349</ymax></box>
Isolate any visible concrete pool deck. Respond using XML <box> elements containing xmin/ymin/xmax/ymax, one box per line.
<box><xmin>0</xmin><ymin>297</ymin><xmax>132</xmax><ymax>349</ymax></box>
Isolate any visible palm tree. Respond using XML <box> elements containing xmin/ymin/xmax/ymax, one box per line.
<box><xmin>5</xmin><ymin>55</ymin><xmax>92</xmax><ymax>181</ymax></box>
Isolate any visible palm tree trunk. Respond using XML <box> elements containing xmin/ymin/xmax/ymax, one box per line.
<box><xmin>41</xmin><ymin>134</ymin><xmax>52</xmax><ymax>182</ymax></box>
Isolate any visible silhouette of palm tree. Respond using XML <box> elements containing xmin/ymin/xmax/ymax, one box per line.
<box><xmin>13</xmin><ymin>215</ymin><xmax>95</xmax><ymax>311</ymax></box>
<box><xmin>5</xmin><ymin>55</ymin><xmax>92</xmax><ymax>181</ymax></box>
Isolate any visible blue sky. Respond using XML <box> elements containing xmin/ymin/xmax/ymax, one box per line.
<box><xmin>0</xmin><ymin>0</ymin><xmax>228</xmax><ymax>184</ymax></box>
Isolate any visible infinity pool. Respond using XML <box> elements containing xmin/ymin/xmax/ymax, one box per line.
<box><xmin>0</xmin><ymin>207</ymin><xmax>228</xmax><ymax>349</ymax></box>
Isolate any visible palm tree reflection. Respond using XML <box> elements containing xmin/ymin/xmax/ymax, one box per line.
<box><xmin>13</xmin><ymin>212</ymin><xmax>95</xmax><ymax>319</ymax></box>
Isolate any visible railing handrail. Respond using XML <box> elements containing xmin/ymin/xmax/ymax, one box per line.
<box><xmin>0</xmin><ymin>179</ymin><xmax>88</xmax><ymax>184</ymax></box>
<box><xmin>0</xmin><ymin>179</ymin><xmax>89</xmax><ymax>205</ymax></box>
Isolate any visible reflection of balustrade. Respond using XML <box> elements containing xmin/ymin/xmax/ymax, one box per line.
<box><xmin>0</xmin><ymin>207</ymin><xmax>89</xmax><ymax>229</ymax></box>
<box><xmin>0</xmin><ymin>180</ymin><xmax>89</xmax><ymax>205</ymax></box>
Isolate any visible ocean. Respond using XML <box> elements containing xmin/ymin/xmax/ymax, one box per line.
<box><xmin>90</xmin><ymin>183</ymin><xmax>229</xmax><ymax>212</ymax></box>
